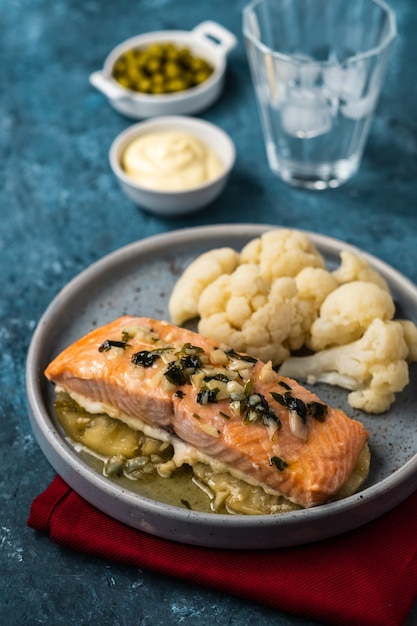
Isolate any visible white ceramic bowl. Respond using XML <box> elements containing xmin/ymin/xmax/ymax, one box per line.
<box><xmin>90</xmin><ymin>21</ymin><xmax>237</xmax><ymax>119</ymax></box>
<box><xmin>109</xmin><ymin>116</ymin><xmax>236</xmax><ymax>216</ymax></box>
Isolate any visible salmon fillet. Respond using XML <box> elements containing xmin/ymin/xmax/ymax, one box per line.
<box><xmin>44</xmin><ymin>316</ymin><xmax>369</xmax><ymax>508</ymax></box>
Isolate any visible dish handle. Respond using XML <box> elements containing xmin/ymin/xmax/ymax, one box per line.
<box><xmin>89</xmin><ymin>70</ymin><xmax>125</xmax><ymax>101</ymax></box>
<box><xmin>192</xmin><ymin>21</ymin><xmax>237</xmax><ymax>57</ymax></box>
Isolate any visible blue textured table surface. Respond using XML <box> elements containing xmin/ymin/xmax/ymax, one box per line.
<box><xmin>1</xmin><ymin>0</ymin><xmax>416</xmax><ymax>624</ymax></box>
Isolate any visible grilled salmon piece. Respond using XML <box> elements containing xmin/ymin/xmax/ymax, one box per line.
<box><xmin>45</xmin><ymin>317</ymin><xmax>175</xmax><ymax>429</ymax></box>
<box><xmin>45</xmin><ymin>315</ymin><xmax>369</xmax><ymax>508</ymax></box>
<box><xmin>172</xmin><ymin>366</ymin><xmax>368</xmax><ymax>507</ymax></box>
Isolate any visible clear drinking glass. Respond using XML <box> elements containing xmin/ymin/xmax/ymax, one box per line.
<box><xmin>243</xmin><ymin>0</ymin><xmax>397</xmax><ymax>190</ymax></box>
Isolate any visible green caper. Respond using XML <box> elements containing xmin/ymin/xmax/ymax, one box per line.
<box><xmin>125</xmin><ymin>456</ymin><xmax>148</xmax><ymax>472</ymax></box>
<box><xmin>194</xmin><ymin>69</ymin><xmax>212</xmax><ymax>85</ymax></box>
<box><xmin>113</xmin><ymin>59</ymin><xmax>127</xmax><ymax>73</ymax></box>
<box><xmin>177</xmin><ymin>46</ymin><xmax>192</xmax><ymax>61</ymax></box>
<box><xmin>126</xmin><ymin>66</ymin><xmax>141</xmax><ymax>81</ymax></box>
<box><xmin>164</xmin><ymin>61</ymin><xmax>181</xmax><ymax>79</ymax></box>
<box><xmin>165</xmin><ymin>78</ymin><xmax>189</xmax><ymax>93</ymax></box>
<box><xmin>135</xmin><ymin>52</ymin><xmax>148</xmax><ymax>68</ymax></box>
<box><xmin>165</xmin><ymin>44</ymin><xmax>179</xmax><ymax>61</ymax></box>
<box><xmin>145</xmin><ymin>57</ymin><xmax>162</xmax><ymax>73</ymax></box>
<box><xmin>151</xmin><ymin>72</ymin><xmax>165</xmax><ymax>86</ymax></box>
<box><xmin>146</xmin><ymin>42</ymin><xmax>165</xmax><ymax>57</ymax></box>
<box><xmin>137</xmin><ymin>77</ymin><xmax>152</xmax><ymax>92</ymax></box>
<box><xmin>117</xmin><ymin>76</ymin><xmax>131</xmax><ymax>89</ymax></box>
<box><xmin>190</xmin><ymin>57</ymin><xmax>206</xmax><ymax>71</ymax></box>
<box><xmin>150</xmin><ymin>84</ymin><xmax>166</xmax><ymax>94</ymax></box>
<box><xmin>103</xmin><ymin>454</ymin><xmax>126</xmax><ymax>477</ymax></box>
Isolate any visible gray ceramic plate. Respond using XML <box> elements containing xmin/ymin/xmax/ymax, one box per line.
<box><xmin>26</xmin><ymin>224</ymin><xmax>417</xmax><ymax>549</ymax></box>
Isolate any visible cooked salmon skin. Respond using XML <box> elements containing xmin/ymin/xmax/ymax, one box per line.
<box><xmin>44</xmin><ymin>316</ymin><xmax>369</xmax><ymax>508</ymax></box>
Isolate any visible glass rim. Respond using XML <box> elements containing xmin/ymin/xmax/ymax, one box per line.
<box><xmin>242</xmin><ymin>0</ymin><xmax>397</xmax><ymax>66</ymax></box>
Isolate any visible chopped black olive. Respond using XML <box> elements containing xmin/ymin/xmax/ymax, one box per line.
<box><xmin>278</xmin><ymin>380</ymin><xmax>292</xmax><ymax>391</ymax></box>
<box><xmin>270</xmin><ymin>456</ymin><xmax>288</xmax><ymax>471</ymax></box>
<box><xmin>174</xmin><ymin>390</ymin><xmax>185</xmax><ymax>398</ymax></box>
<box><xmin>98</xmin><ymin>339</ymin><xmax>129</xmax><ymax>352</ymax></box>
<box><xmin>131</xmin><ymin>350</ymin><xmax>161</xmax><ymax>367</ymax></box>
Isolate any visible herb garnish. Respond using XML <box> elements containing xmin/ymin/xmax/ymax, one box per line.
<box><xmin>180</xmin><ymin>354</ymin><xmax>202</xmax><ymax>371</ymax></box>
<box><xmin>163</xmin><ymin>347</ymin><xmax>203</xmax><ymax>386</ymax></box>
<box><xmin>272</xmin><ymin>391</ymin><xmax>307</xmax><ymax>423</ymax></box>
<box><xmin>203</xmin><ymin>373</ymin><xmax>230</xmax><ymax>383</ymax></box>
<box><xmin>98</xmin><ymin>339</ymin><xmax>129</xmax><ymax>352</ymax></box>
<box><xmin>131</xmin><ymin>350</ymin><xmax>161</xmax><ymax>367</ymax></box>
<box><xmin>182</xmin><ymin>343</ymin><xmax>204</xmax><ymax>355</ymax></box>
<box><xmin>226</xmin><ymin>349</ymin><xmax>258</xmax><ymax>363</ymax></box>
<box><xmin>196</xmin><ymin>386</ymin><xmax>219</xmax><ymax>405</ymax></box>
<box><xmin>241</xmin><ymin>391</ymin><xmax>281</xmax><ymax>429</ymax></box>
<box><xmin>270</xmin><ymin>456</ymin><xmax>288</xmax><ymax>471</ymax></box>
<box><xmin>164</xmin><ymin>361</ymin><xmax>189</xmax><ymax>386</ymax></box>
<box><xmin>306</xmin><ymin>401</ymin><xmax>328</xmax><ymax>422</ymax></box>
<box><xmin>271</xmin><ymin>391</ymin><xmax>328</xmax><ymax>424</ymax></box>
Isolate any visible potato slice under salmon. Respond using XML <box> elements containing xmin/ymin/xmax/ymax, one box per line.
<box><xmin>44</xmin><ymin>316</ymin><xmax>369</xmax><ymax>508</ymax></box>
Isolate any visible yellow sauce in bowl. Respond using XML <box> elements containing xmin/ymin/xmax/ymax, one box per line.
<box><xmin>121</xmin><ymin>130</ymin><xmax>224</xmax><ymax>191</ymax></box>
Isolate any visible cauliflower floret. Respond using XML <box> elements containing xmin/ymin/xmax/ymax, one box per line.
<box><xmin>397</xmin><ymin>319</ymin><xmax>417</xmax><ymax>361</ymax></box>
<box><xmin>168</xmin><ymin>247</ymin><xmax>240</xmax><ymax>325</ymax></box>
<box><xmin>333</xmin><ymin>249</ymin><xmax>390</xmax><ymax>292</ymax></box>
<box><xmin>307</xmin><ymin>280</ymin><xmax>395</xmax><ymax>351</ymax></box>
<box><xmin>296</xmin><ymin>267</ymin><xmax>340</xmax><ymax>309</ymax></box>
<box><xmin>279</xmin><ymin>319</ymin><xmax>410</xmax><ymax>414</ymax></box>
<box><xmin>333</xmin><ymin>250</ymin><xmax>390</xmax><ymax>293</ymax></box>
<box><xmin>197</xmin><ymin>263</ymin><xmax>298</xmax><ymax>363</ymax></box>
<box><xmin>291</xmin><ymin>267</ymin><xmax>339</xmax><ymax>346</ymax></box>
<box><xmin>240</xmin><ymin>229</ymin><xmax>325</xmax><ymax>283</ymax></box>
<box><xmin>348</xmin><ymin>361</ymin><xmax>409</xmax><ymax>414</ymax></box>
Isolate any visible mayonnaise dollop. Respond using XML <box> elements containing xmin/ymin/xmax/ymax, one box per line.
<box><xmin>122</xmin><ymin>131</ymin><xmax>224</xmax><ymax>191</ymax></box>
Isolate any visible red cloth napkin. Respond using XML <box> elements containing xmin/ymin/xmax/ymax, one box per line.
<box><xmin>28</xmin><ymin>476</ymin><xmax>417</xmax><ymax>626</ymax></box>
